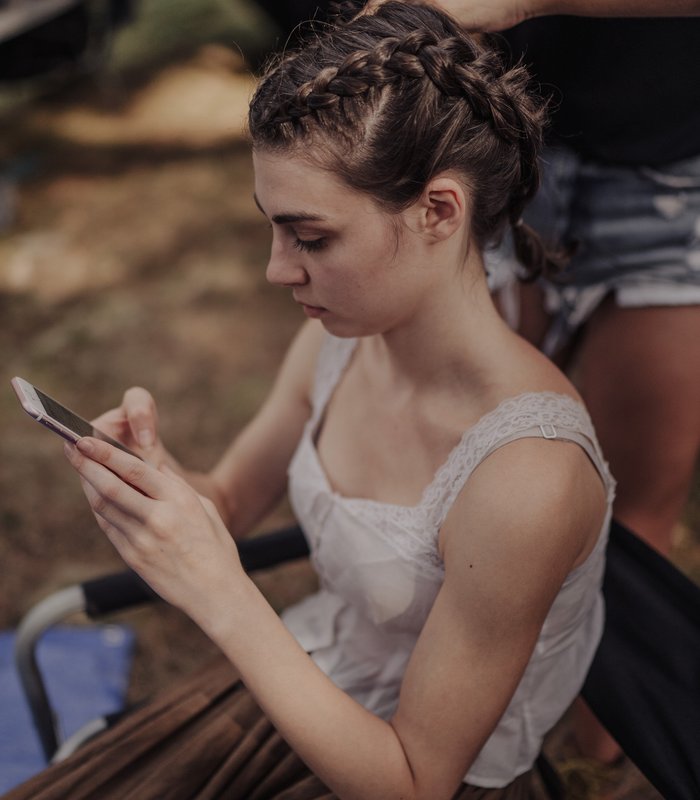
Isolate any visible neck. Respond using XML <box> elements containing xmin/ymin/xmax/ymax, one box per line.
<box><xmin>367</xmin><ymin>248</ymin><xmax>515</xmax><ymax>395</ymax></box>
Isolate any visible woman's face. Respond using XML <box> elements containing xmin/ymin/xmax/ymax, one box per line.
<box><xmin>252</xmin><ymin>148</ymin><xmax>439</xmax><ymax>338</ymax></box>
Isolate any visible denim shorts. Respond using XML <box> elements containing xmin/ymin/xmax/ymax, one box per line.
<box><xmin>486</xmin><ymin>146</ymin><xmax>700</xmax><ymax>354</ymax></box>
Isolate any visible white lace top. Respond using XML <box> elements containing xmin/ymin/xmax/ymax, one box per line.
<box><xmin>281</xmin><ymin>335</ymin><xmax>616</xmax><ymax>788</ymax></box>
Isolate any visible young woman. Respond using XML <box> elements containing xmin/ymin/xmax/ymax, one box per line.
<box><xmin>7</xmin><ymin>3</ymin><xmax>614</xmax><ymax>798</ymax></box>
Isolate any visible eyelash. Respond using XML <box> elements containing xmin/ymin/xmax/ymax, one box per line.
<box><xmin>264</xmin><ymin>223</ymin><xmax>327</xmax><ymax>253</ymax></box>
<box><xmin>293</xmin><ymin>238</ymin><xmax>326</xmax><ymax>253</ymax></box>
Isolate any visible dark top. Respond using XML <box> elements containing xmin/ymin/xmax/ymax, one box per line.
<box><xmin>501</xmin><ymin>17</ymin><xmax>700</xmax><ymax>166</ymax></box>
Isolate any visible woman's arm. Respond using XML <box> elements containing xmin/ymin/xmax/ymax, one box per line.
<box><xmin>535</xmin><ymin>0</ymin><xmax>700</xmax><ymax>17</ymax></box>
<box><xmin>416</xmin><ymin>0</ymin><xmax>700</xmax><ymax>32</ymax></box>
<box><xmin>64</xmin><ymin>428</ymin><xmax>605</xmax><ymax>799</ymax></box>
<box><xmin>207</xmin><ymin>319</ymin><xmax>324</xmax><ymax>536</ymax></box>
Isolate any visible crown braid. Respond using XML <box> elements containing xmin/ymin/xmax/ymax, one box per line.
<box><xmin>249</xmin><ymin>2</ymin><xmax>562</xmax><ymax>280</ymax></box>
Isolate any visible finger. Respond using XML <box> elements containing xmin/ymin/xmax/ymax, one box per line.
<box><xmin>360</xmin><ymin>0</ymin><xmax>383</xmax><ymax>14</ymax></box>
<box><xmin>91</xmin><ymin>407</ymin><xmax>131</xmax><ymax>438</ymax></box>
<box><xmin>159</xmin><ymin>462</ymin><xmax>190</xmax><ymax>486</ymax></box>
<box><xmin>76</xmin><ymin>437</ymin><xmax>168</xmax><ymax>498</ymax></box>
<box><xmin>79</xmin><ymin>474</ymin><xmax>143</xmax><ymax>537</ymax></box>
<box><xmin>66</xmin><ymin>438</ymin><xmax>167</xmax><ymax>507</ymax></box>
<box><xmin>65</xmin><ymin>443</ymin><xmax>151</xmax><ymax>524</ymax></box>
<box><xmin>123</xmin><ymin>386</ymin><xmax>159</xmax><ymax>450</ymax></box>
<box><xmin>80</xmin><ymin>478</ymin><xmax>141</xmax><ymax>565</ymax></box>
<box><xmin>159</xmin><ymin>464</ymin><xmax>221</xmax><ymax>524</ymax></box>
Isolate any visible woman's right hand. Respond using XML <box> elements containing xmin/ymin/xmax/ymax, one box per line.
<box><xmin>92</xmin><ymin>387</ymin><xmax>178</xmax><ymax>471</ymax></box>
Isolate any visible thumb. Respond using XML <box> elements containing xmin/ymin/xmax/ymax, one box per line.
<box><xmin>123</xmin><ymin>387</ymin><xmax>159</xmax><ymax>449</ymax></box>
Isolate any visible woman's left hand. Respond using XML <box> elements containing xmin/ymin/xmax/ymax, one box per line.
<box><xmin>64</xmin><ymin>436</ymin><xmax>243</xmax><ymax>626</ymax></box>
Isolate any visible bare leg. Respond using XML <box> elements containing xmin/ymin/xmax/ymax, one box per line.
<box><xmin>566</xmin><ymin>299</ymin><xmax>700</xmax><ymax>763</ymax></box>
<box><xmin>513</xmin><ymin>291</ymin><xmax>700</xmax><ymax>551</ymax></box>
<box><xmin>569</xmin><ymin>300</ymin><xmax>700</xmax><ymax>555</ymax></box>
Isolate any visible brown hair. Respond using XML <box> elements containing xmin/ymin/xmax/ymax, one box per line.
<box><xmin>248</xmin><ymin>1</ymin><xmax>563</xmax><ymax>279</ymax></box>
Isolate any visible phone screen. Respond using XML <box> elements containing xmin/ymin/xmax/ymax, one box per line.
<box><xmin>12</xmin><ymin>376</ymin><xmax>140</xmax><ymax>458</ymax></box>
<box><xmin>35</xmin><ymin>387</ymin><xmax>95</xmax><ymax>438</ymax></box>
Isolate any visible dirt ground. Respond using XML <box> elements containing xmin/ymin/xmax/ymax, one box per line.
<box><xmin>0</xmin><ymin>44</ymin><xmax>319</xmax><ymax>694</ymax></box>
<box><xmin>0</xmin><ymin>24</ymin><xmax>698</xmax><ymax>800</ymax></box>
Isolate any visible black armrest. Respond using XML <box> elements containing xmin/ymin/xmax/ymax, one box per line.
<box><xmin>238</xmin><ymin>523</ymin><xmax>310</xmax><ymax>572</ymax></box>
<box><xmin>80</xmin><ymin>523</ymin><xmax>309</xmax><ymax>618</ymax></box>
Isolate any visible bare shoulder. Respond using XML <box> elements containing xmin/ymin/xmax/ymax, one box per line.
<box><xmin>440</xmin><ymin>436</ymin><xmax>608</xmax><ymax>605</ymax></box>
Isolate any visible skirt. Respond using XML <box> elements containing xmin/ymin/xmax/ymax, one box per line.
<box><xmin>2</xmin><ymin>657</ymin><xmax>547</xmax><ymax>800</ymax></box>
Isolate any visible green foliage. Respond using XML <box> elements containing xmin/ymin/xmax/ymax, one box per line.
<box><xmin>109</xmin><ymin>0</ymin><xmax>275</xmax><ymax>73</ymax></box>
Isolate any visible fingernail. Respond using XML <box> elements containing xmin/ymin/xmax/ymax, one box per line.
<box><xmin>138</xmin><ymin>429</ymin><xmax>154</xmax><ymax>448</ymax></box>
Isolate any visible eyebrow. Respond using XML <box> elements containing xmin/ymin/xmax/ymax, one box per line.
<box><xmin>253</xmin><ymin>194</ymin><xmax>327</xmax><ymax>225</ymax></box>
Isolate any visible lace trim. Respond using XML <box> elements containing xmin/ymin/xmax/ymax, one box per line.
<box><xmin>333</xmin><ymin>394</ymin><xmax>611</xmax><ymax>575</ymax></box>
<box><xmin>424</xmin><ymin>391</ymin><xmax>610</xmax><ymax>527</ymax></box>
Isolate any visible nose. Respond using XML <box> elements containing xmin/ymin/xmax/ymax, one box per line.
<box><xmin>265</xmin><ymin>238</ymin><xmax>309</xmax><ymax>287</ymax></box>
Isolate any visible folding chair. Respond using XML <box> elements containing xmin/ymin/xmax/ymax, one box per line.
<box><xmin>13</xmin><ymin>519</ymin><xmax>700</xmax><ymax>799</ymax></box>
<box><xmin>582</xmin><ymin>521</ymin><xmax>700</xmax><ymax>800</ymax></box>
<box><xmin>14</xmin><ymin>523</ymin><xmax>309</xmax><ymax>764</ymax></box>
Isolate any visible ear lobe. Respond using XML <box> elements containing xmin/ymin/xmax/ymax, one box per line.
<box><xmin>421</xmin><ymin>177</ymin><xmax>467</xmax><ymax>242</ymax></box>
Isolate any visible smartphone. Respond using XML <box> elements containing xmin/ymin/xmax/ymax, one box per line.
<box><xmin>11</xmin><ymin>376</ymin><xmax>139</xmax><ymax>458</ymax></box>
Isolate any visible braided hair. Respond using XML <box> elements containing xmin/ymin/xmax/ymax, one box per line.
<box><xmin>249</xmin><ymin>1</ymin><xmax>563</xmax><ymax>279</ymax></box>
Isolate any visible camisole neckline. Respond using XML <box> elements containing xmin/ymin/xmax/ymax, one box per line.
<box><xmin>307</xmin><ymin>337</ymin><xmax>596</xmax><ymax>513</ymax></box>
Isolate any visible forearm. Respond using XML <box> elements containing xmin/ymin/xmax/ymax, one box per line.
<box><xmin>170</xmin><ymin>465</ymin><xmax>285</xmax><ymax>538</ymax></box>
<box><xmin>197</xmin><ymin>578</ymin><xmax>422</xmax><ymax>800</ymax></box>
<box><xmin>422</xmin><ymin>0</ymin><xmax>700</xmax><ymax>34</ymax></box>
<box><xmin>152</xmin><ymin>421</ymin><xmax>296</xmax><ymax>537</ymax></box>
<box><xmin>207</xmin><ymin>450</ymin><xmax>289</xmax><ymax>538</ymax></box>
<box><xmin>533</xmin><ymin>0</ymin><xmax>700</xmax><ymax>16</ymax></box>
<box><xmin>182</xmin><ymin>320</ymin><xmax>320</xmax><ymax>536</ymax></box>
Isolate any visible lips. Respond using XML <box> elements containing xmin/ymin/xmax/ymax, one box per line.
<box><xmin>293</xmin><ymin>293</ymin><xmax>327</xmax><ymax>317</ymax></box>
<box><xmin>300</xmin><ymin>303</ymin><xmax>327</xmax><ymax>319</ymax></box>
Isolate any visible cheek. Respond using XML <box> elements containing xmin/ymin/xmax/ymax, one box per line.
<box><xmin>370</xmin><ymin>221</ymin><xmax>401</xmax><ymax>258</ymax></box>
<box><xmin>314</xmin><ymin>220</ymin><xmax>403</xmax><ymax>305</ymax></box>
<box><xmin>353</xmin><ymin>227</ymin><xmax>401</xmax><ymax>281</ymax></box>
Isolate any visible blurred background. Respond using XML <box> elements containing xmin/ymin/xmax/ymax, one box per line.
<box><xmin>0</xmin><ymin>1</ymin><xmax>698</xmax><ymax>796</ymax></box>
<box><xmin>0</xmin><ymin>0</ymin><xmax>325</xmax><ymax>698</ymax></box>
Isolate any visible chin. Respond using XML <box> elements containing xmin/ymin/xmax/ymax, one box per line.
<box><xmin>320</xmin><ymin>319</ymin><xmax>360</xmax><ymax>338</ymax></box>
<box><xmin>319</xmin><ymin>315</ymin><xmax>373</xmax><ymax>339</ymax></box>
<box><xmin>321</xmin><ymin>315</ymin><xmax>394</xmax><ymax>340</ymax></box>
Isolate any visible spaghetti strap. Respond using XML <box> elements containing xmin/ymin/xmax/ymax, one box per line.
<box><xmin>427</xmin><ymin>392</ymin><xmax>615</xmax><ymax>531</ymax></box>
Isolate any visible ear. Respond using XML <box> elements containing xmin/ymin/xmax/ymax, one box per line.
<box><xmin>415</xmin><ymin>175</ymin><xmax>468</xmax><ymax>242</ymax></box>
